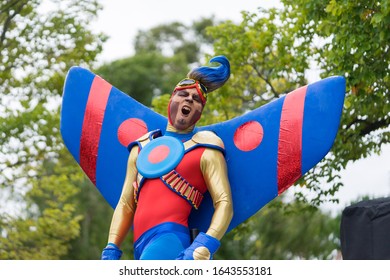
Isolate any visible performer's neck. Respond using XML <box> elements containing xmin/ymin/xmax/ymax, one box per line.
<box><xmin>165</xmin><ymin>123</ymin><xmax>196</xmax><ymax>142</ymax></box>
<box><xmin>166</xmin><ymin>123</ymin><xmax>196</xmax><ymax>134</ymax></box>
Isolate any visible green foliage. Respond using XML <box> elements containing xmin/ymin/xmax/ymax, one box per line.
<box><xmin>0</xmin><ymin>149</ymin><xmax>83</xmax><ymax>259</ymax></box>
<box><xmin>0</xmin><ymin>0</ymin><xmax>104</xmax><ymax>259</ymax></box>
<box><xmin>282</xmin><ymin>0</ymin><xmax>390</xmax><ymax>205</ymax></box>
<box><xmin>2</xmin><ymin>0</ymin><xmax>388</xmax><ymax>260</ymax></box>
<box><xmin>282</xmin><ymin>0</ymin><xmax>390</xmax><ymax>159</ymax></box>
<box><xmin>98</xmin><ymin>18</ymin><xmax>219</xmax><ymax>107</ymax></box>
<box><xmin>134</xmin><ymin>17</ymin><xmax>219</xmax><ymax>63</ymax></box>
<box><xmin>64</xmin><ymin>173</ymin><xmax>137</xmax><ymax>260</ymax></box>
<box><xmin>216</xmin><ymin>199</ymin><xmax>341</xmax><ymax>260</ymax></box>
<box><xmin>206</xmin><ymin>0</ymin><xmax>390</xmax><ymax>207</ymax></box>
<box><xmin>194</xmin><ymin>1</ymin><xmax>389</xmax><ymax>259</ymax></box>
<box><xmin>97</xmin><ymin>53</ymin><xmax>188</xmax><ymax>106</ymax></box>
<box><xmin>208</xmin><ymin>9</ymin><xmax>309</xmax><ymax>110</ymax></box>
<box><xmin>101</xmin><ymin>2</ymin><xmax>389</xmax><ymax>259</ymax></box>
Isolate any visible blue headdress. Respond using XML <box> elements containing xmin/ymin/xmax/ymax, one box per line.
<box><xmin>174</xmin><ymin>55</ymin><xmax>231</xmax><ymax>104</ymax></box>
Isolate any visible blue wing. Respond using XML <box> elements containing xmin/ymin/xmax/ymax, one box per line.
<box><xmin>61</xmin><ymin>66</ymin><xmax>345</xmax><ymax>232</ymax></box>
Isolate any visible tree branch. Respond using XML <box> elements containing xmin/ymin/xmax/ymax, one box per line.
<box><xmin>359</xmin><ymin>118</ymin><xmax>390</xmax><ymax>137</ymax></box>
<box><xmin>342</xmin><ymin>117</ymin><xmax>389</xmax><ymax>144</ymax></box>
<box><xmin>250</xmin><ymin>63</ymin><xmax>279</xmax><ymax>97</ymax></box>
<box><xmin>0</xmin><ymin>0</ymin><xmax>28</xmax><ymax>49</ymax></box>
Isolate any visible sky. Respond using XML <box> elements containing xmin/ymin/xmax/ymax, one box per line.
<box><xmin>92</xmin><ymin>0</ymin><xmax>390</xmax><ymax>215</ymax></box>
<box><xmin>94</xmin><ymin>0</ymin><xmax>283</xmax><ymax>63</ymax></box>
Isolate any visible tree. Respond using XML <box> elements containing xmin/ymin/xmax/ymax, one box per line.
<box><xmin>206</xmin><ymin>0</ymin><xmax>389</xmax><ymax>207</ymax></box>
<box><xmin>95</xmin><ymin>1</ymin><xmax>390</xmax><ymax>260</ymax></box>
<box><xmin>282</xmin><ymin>0</ymin><xmax>390</xmax><ymax>161</ymax></box>
<box><xmin>134</xmin><ymin>18</ymin><xmax>217</xmax><ymax>64</ymax></box>
<box><xmin>151</xmin><ymin>1</ymin><xmax>388</xmax><ymax>259</ymax></box>
<box><xmin>216</xmin><ymin>199</ymin><xmax>341</xmax><ymax>260</ymax></box>
<box><xmin>0</xmin><ymin>0</ymin><xmax>104</xmax><ymax>259</ymax></box>
<box><xmin>97</xmin><ymin>18</ymin><xmax>219</xmax><ymax>106</ymax></box>
<box><xmin>0</xmin><ymin>148</ymin><xmax>83</xmax><ymax>259</ymax></box>
<box><xmin>97</xmin><ymin>52</ymin><xmax>189</xmax><ymax>106</ymax></box>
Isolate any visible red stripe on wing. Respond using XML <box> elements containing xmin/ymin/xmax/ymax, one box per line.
<box><xmin>277</xmin><ymin>86</ymin><xmax>307</xmax><ymax>194</ymax></box>
<box><xmin>79</xmin><ymin>76</ymin><xmax>112</xmax><ymax>185</ymax></box>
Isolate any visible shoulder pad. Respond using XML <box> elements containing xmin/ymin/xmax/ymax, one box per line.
<box><xmin>137</xmin><ymin>129</ymin><xmax>162</xmax><ymax>142</ymax></box>
<box><xmin>128</xmin><ymin>131</ymin><xmax>154</xmax><ymax>151</ymax></box>
<box><xmin>137</xmin><ymin>131</ymin><xmax>153</xmax><ymax>143</ymax></box>
<box><xmin>192</xmin><ymin>131</ymin><xmax>224</xmax><ymax>149</ymax></box>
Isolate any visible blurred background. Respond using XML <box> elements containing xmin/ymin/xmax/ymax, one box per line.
<box><xmin>0</xmin><ymin>0</ymin><xmax>389</xmax><ymax>259</ymax></box>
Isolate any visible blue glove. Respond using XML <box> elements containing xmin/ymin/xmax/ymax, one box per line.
<box><xmin>176</xmin><ymin>232</ymin><xmax>220</xmax><ymax>260</ymax></box>
<box><xmin>101</xmin><ymin>243</ymin><xmax>123</xmax><ymax>260</ymax></box>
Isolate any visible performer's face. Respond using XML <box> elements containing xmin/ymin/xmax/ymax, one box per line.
<box><xmin>169</xmin><ymin>88</ymin><xmax>204</xmax><ymax>130</ymax></box>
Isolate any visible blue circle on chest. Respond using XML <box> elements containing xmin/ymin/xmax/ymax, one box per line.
<box><xmin>136</xmin><ymin>136</ymin><xmax>185</xmax><ymax>178</ymax></box>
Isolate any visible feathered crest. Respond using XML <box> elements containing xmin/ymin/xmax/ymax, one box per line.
<box><xmin>187</xmin><ymin>55</ymin><xmax>230</xmax><ymax>93</ymax></box>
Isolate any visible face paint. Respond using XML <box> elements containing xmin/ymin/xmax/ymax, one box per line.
<box><xmin>168</xmin><ymin>88</ymin><xmax>204</xmax><ymax>131</ymax></box>
<box><xmin>174</xmin><ymin>78</ymin><xmax>207</xmax><ymax>105</ymax></box>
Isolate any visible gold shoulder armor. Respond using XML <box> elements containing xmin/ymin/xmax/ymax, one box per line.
<box><xmin>192</xmin><ymin>131</ymin><xmax>225</xmax><ymax>149</ymax></box>
<box><xmin>136</xmin><ymin>131</ymin><xmax>153</xmax><ymax>148</ymax></box>
<box><xmin>137</xmin><ymin>131</ymin><xmax>151</xmax><ymax>142</ymax></box>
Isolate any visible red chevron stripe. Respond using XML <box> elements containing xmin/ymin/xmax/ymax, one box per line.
<box><xmin>79</xmin><ymin>76</ymin><xmax>112</xmax><ymax>184</ymax></box>
<box><xmin>277</xmin><ymin>86</ymin><xmax>307</xmax><ymax>194</ymax></box>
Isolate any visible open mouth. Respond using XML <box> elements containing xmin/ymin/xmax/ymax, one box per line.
<box><xmin>181</xmin><ymin>105</ymin><xmax>191</xmax><ymax>116</ymax></box>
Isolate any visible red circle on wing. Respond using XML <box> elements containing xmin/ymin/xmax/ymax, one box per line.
<box><xmin>233</xmin><ymin>121</ymin><xmax>264</xmax><ymax>151</ymax></box>
<box><xmin>148</xmin><ymin>145</ymin><xmax>170</xmax><ymax>164</ymax></box>
<box><xmin>117</xmin><ymin>118</ymin><xmax>148</xmax><ymax>147</ymax></box>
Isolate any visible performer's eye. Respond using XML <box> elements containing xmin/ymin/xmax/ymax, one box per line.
<box><xmin>177</xmin><ymin>91</ymin><xmax>188</xmax><ymax>97</ymax></box>
<box><xmin>193</xmin><ymin>95</ymin><xmax>201</xmax><ymax>103</ymax></box>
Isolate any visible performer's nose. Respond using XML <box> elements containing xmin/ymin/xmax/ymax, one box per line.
<box><xmin>185</xmin><ymin>97</ymin><xmax>194</xmax><ymax>103</ymax></box>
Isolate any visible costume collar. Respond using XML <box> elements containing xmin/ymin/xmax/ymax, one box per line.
<box><xmin>165</xmin><ymin>123</ymin><xmax>196</xmax><ymax>142</ymax></box>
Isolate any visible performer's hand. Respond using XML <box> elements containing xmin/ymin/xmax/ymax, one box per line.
<box><xmin>176</xmin><ymin>232</ymin><xmax>220</xmax><ymax>260</ymax></box>
<box><xmin>101</xmin><ymin>243</ymin><xmax>123</xmax><ymax>260</ymax></box>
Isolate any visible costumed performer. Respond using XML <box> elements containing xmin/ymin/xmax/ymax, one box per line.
<box><xmin>101</xmin><ymin>55</ymin><xmax>233</xmax><ymax>260</ymax></box>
